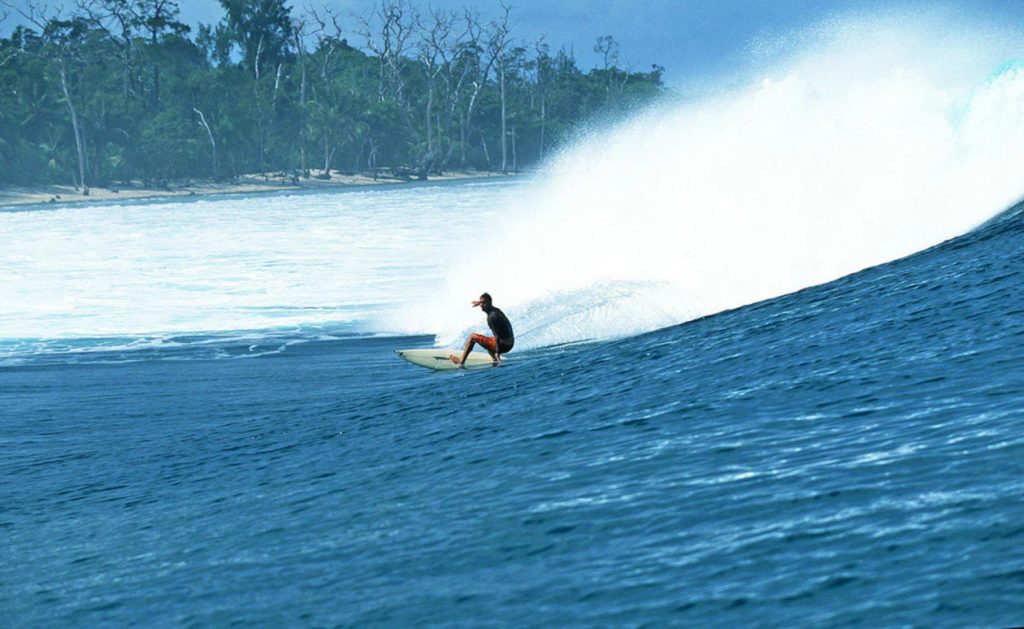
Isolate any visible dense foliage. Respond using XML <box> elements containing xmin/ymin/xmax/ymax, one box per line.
<box><xmin>0</xmin><ymin>0</ymin><xmax>665</xmax><ymax>191</ymax></box>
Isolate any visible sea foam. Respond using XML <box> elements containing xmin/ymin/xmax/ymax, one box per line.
<box><xmin>425</xmin><ymin>10</ymin><xmax>1024</xmax><ymax>349</ymax></box>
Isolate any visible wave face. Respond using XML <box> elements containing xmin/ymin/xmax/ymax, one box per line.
<box><xmin>426</xmin><ymin>11</ymin><xmax>1024</xmax><ymax>349</ymax></box>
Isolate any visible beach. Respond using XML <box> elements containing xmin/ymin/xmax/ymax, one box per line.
<box><xmin>0</xmin><ymin>170</ymin><xmax>513</xmax><ymax>207</ymax></box>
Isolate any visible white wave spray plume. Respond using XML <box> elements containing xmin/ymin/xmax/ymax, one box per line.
<box><xmin>420</xmin><ymin>9</ymin><xmax>1024</xmax><ymax>350</ymax></box>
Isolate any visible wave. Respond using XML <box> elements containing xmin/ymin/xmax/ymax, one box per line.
<box><xmin>4</xmin><ymin>9</ymin><xmax>1024</xmax><ymax>359</ymax></box>
<box><xmin>421</xmin><ymin>9</ymin><xmax>1024</xmax><ymax>350</ymax></box>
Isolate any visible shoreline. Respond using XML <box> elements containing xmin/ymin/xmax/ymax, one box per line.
<box><xmin>0</xmin><ymin>170</ymin><xmax>515</xmax><ymax>208</ymax></box>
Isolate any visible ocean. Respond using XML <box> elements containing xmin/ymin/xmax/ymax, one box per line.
<box><xmin>4</xmin><ymin>12</ymin><xmax>1024</xmax><ymax>627</ymax></box>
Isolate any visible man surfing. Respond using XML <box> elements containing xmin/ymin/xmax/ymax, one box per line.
<box><xmin>449</xmin><ymin>292</ymin><xmax>515</xmax><ymax>367</ymax></box>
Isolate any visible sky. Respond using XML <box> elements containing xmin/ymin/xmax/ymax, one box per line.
<box><xmin>4</xmin><ymin>0</ymin><xmax>1024</xmax><ymax>87</ymax></box>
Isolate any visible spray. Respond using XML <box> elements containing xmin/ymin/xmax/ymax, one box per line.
<box><xmin>429</xmin><ymin>10</ymin><xmax>1024</xmax><ymax>349</ymax></box>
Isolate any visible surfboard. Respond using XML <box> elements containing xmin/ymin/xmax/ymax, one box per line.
<box><xmin>395</xmin><ymin>348</ymin><xmax>498</xmax><ymax>371</ymax></box>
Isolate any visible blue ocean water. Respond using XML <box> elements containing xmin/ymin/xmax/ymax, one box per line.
<box><xmin>7</xmin><ymin>15</ymin><xmax>1024</xmax><ymax>624</ymax></box>
<box><xmin>2</xmin><ymin>187</ymin><xmax>1023</xmax><ymax>626</ymax></box>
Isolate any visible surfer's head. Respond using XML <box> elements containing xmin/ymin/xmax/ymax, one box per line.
<box><xmin>473</xmin><ymin>293</ymin><xmax>493</xmax><ymax>311</ymax></box>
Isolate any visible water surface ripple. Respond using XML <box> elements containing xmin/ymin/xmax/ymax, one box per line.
<box><xmin>3</xmin><ymin>202</ymin><xmax>1023</xmax><ymax>626</ymax></box>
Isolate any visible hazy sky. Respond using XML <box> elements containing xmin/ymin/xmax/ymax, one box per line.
<box><xmin>4</xmin><ymin>0</ymin><xmax>1024</xmax><ymax>86</ymax></box>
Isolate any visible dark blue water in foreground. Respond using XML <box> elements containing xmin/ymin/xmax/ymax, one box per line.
<box><xmin>3</xmin><ymin>203</ymin><xmax>1024</xmax><ymax>626</ymax></box>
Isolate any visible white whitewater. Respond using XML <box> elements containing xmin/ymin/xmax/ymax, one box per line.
<box><xmin>424</xmin><ymin>10</ymin><xmax>1024</xmax><ymax>349</ymax></box>
<box><xmin>0</xmin><ymin>182</ymin><xmax>518</xmax><ymax>343</ymax></box>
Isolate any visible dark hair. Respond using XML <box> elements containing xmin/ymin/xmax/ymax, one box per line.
<box><xmin>479</xmin><ymin>292</ymin><xmax>493</xmax><ymax>305</ymax></box>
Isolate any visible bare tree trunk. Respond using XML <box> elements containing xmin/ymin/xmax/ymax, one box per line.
<box><xmin>323</xmin><ymin>132</ymin><xmax>331</xmax><ymax>174</ymax></box>
<box><xmin>416</xmin><ymin>7</ymin><xmax>457</xmax><ymax>175</ymax></box>
<box><xmin>426</xmin><ymin>83</ymin><xmax>434</xmax><ymax>154</ymax></box>
<box><xmin>0</xmin><ymin>48</ymin><xmax>21</xmax><ymax>69</ymax></box>
<box><xmin>254</xmin><ymin>35</ymin><xmax>265</xmax><ymax>173</ymax></box>
<box><xmin>466</xmin><ymin>85</ymin><xmax>484</xmax><ymax>126</ymax></box>
<box><xmin>485</xmin><ymin>3</ymin><xmax>512</xmax><ymax>173</ymax></box>
<box><xmin>122</xmin><ymin>44</ymin><xmax>131</xmax><ymax>105</ymax></box>
<box><xmin>459</xmin><ymin>114</ymin><xmax>467</xmax><ymax>167</ymax></box>
<box><xmin>539</xmin><ymin>94</ymin><xmax>546</xmax><ymax>161</ymax></box>
<box><xmin>257</xmin><ymin>119</ymin><xmax>265</xmax><ymax>174</ymax></box>
<box><xmin>59</xmin><ymin>66</ymin><xmax>89</xmax><ymax>195</ymax></box>
<box><xmin>265</xmin><ymin>62</ymin><xmax>282</xmax><ymax>169</ymax></box>
<box><xmin>193</xmin><ymin>107</ymin><xmax>218</xmax><ymax>179</ymax></box>
<box><xmin>295</xmin><ymin>25</ymin><xmax>308</xmax><ymax>176</ymax></box>
<box><xmin>152</xmin><ymin>55</ymin><xmax>160</xmax><ymax>108</ymax></box>
<box><xmin>499</xmin><ymin>66</ymin><xmax>507</xmax><ymax>173</ymax></box>
<box><xmin>461</xmin><ymin>16</ymin><xmax>496</xmax><ymax>169</ymax></box>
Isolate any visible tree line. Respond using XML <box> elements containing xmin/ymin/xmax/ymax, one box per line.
<box><xmin>0</xmin><ymin>0</ymin><xmax>666</xmax><ymax>193</ymax></box>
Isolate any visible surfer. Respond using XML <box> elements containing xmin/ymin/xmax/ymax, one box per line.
<box><xmin>449</xmin><ymin>293</ymin><xmax>514</xmax><ymax>366</ymax></box>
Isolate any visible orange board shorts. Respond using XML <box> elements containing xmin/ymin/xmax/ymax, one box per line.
<box><xmin>471</xmin><ymin>333</ymin><xmax>513</xmax><ymax>354</ymax></box>
<box><xmin>471</xmin><ymin>333</ymin><xmax>499</xmax><ymax>353</ymax></box>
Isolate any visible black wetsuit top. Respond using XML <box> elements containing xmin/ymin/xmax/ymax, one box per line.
<box><xmin>483</xmin><ymin>305</ymin><xmax>515</xmax><ymax>353</ymax></box>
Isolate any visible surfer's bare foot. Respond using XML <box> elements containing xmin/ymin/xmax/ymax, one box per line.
<box><xmin>448</xmin><ymin>354</ymin><xmax>462</xmax><ymax>365</ymax></box>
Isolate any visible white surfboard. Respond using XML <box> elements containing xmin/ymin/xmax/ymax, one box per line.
<box><xmin>395</xmin><ymin>348</ymin><xmax>498</xmax><ymax>371</ymax></box>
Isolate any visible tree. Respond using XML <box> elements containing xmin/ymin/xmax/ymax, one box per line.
<box><xmin>486</xmin><ymin>3</ymin><xmax>512</xmax><ymax>173</ymax></box>
<box><xmin>593</xmin><ymin>34</ymin><xmax>630</xmax><ymax>105</ymax></box>
<box><xmin>7</xmin><ymin>1</ymin><xmax>96</xmax><ymax>194</ymax></box>
<box><xmin>0</xmin><ymin>0</ymin><xmax>666</xmax><ymax>187</ymax></box>
<box><xmin>414</xmin><ymin>6</ymin><xmax>458</xmax><ymax>175</ymax></box>
<box><xmin>358</xmin><ymin>0</ymin><xmax>415</xmax><ymax>105</ymax></box>
<box><xmin>217</xmin><ymin>0</ymin><xmax>294</xmax><ymax>171</ymax></box>
<box><xmin>219</xmin><ymin>0</ymin><xmax>292</xmax><ymax>74</ymax></box>
<box><xmin>135</xmin><ymin>0</ymin><xmax>190</xmax><ymax>107</ymax></box>
<box><xmin>455</xmin><ymin>8</ymin><xmax>495</xmax><ymax>169</ymax></box>
<box><xmin>531</xmin><ymin>38</ymin><xmax>552</xmax><ymax>161</ymax></box>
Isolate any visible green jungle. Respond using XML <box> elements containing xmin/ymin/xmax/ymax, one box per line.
<box><xmin>0</xmin><ymin>0</ymin><xmax>666</xmax><ymax>191</ymax></box>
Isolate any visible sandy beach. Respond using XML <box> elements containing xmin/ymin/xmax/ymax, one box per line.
<box><xmin>0</xmin><ymin>170</ymin><xmax>513</xmax><ymax>208</ymax></box>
